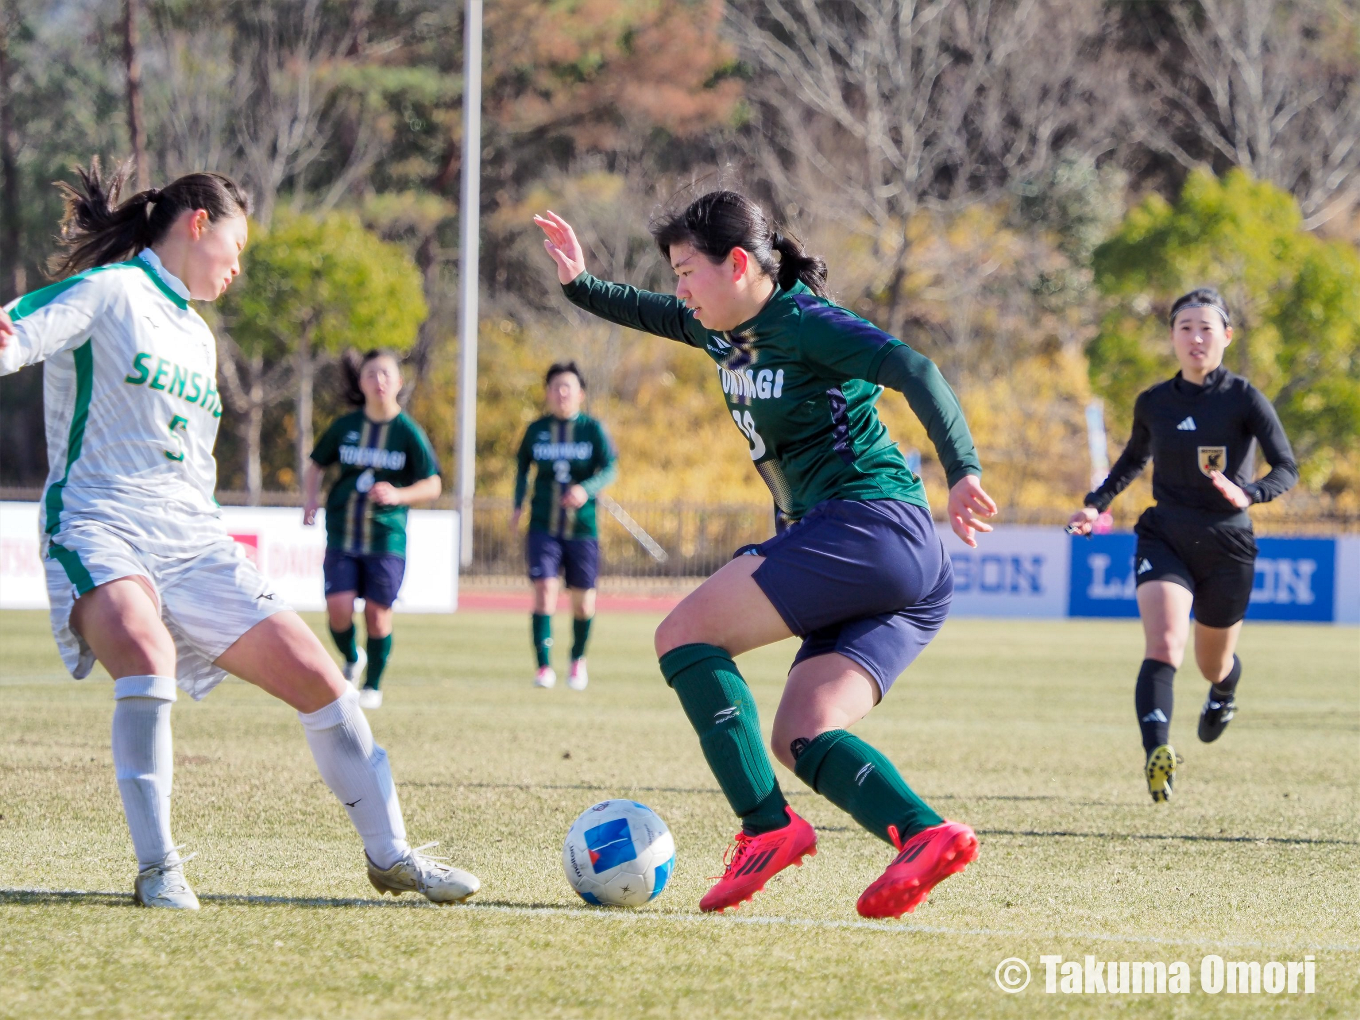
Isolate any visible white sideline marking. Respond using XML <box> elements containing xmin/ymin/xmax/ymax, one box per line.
<box><xmin>6</xmin><ymin>888</ymin><xmax>1358</xmax><ymax>953</ymax></box>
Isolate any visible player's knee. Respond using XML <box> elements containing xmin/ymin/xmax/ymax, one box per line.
<box><xmin>1145</xmin><ymin>635</ymin><xmax>1184</xmax><ymax>667</ymax></box>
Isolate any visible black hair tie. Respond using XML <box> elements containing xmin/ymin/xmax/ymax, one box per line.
<box><xmin>770</xmin><ymin>231</ymin><xmax>785</xmax><ymax>250</ymax></box>
<box><xmin>144</xmin><ymin>188</ymin><xmax>161</xmax><ymax>203</ymax></box>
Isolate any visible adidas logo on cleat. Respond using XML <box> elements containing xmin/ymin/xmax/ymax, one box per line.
<box><xmin>1176</xmin><ymin>416</ymin><xmax>1197</xmax><ymax>430</ymax></box>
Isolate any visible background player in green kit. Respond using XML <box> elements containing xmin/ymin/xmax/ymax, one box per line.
<box><xmin>535</xmin><ymin>193</ymin><xmax>998</xmax><ymax>920</ymax></box>
<box><xmin>304</xmin><ymin>349</ymin><xmax>442</xmax><ymax>710</ymax></box>
<box><xmin>513</xmin><ymin>361</ymin><xmax>617</xmax><ymax>691</ymax></box>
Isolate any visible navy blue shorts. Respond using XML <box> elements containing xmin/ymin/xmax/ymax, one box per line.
<box><xmin>526</xmin><ymin>532</ymin><xmax>600</xmax><ymax>590</ymax></box>
<box><xmin>744</xmin><ymin>499</ymin><xmax>952</xmax><ymax>698</ymax></box>
<box><xmin>323</xmin><ymin>549</ymin><xmax>406</xmax><ymax>607</ymax></box>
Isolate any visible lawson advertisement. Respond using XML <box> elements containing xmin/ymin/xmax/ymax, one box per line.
<box><xmin>937</xmin><ymin>524</ymin><xmax>1359</xmax><ymax>624</ymax></box>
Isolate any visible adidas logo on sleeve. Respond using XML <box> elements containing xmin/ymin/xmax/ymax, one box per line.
<box><xmin>1176</xmin><ymin>416</ymin><xmax>1196</xmax><ymax>430</ymax></box>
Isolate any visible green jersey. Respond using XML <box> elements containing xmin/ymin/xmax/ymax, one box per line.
<box><xmin>311</xmin><ymin>410</ymin><xmax>440</xmax><ymax>556</ymax></box>
<box><xmin>562</xmin><ymin>273</ymin><xmax>980</xmax><ymax>523</ymax></box>
<box><xmin>514</xmin><ymin>413</ymin><xmax>618</xmax><ymax>538</ymax></box>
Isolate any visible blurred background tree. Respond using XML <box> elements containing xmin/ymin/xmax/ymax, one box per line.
<box><xmin>1</xmin><ymin>0</ymin><xmax>1356</xmax><ymax>518</ymax></box>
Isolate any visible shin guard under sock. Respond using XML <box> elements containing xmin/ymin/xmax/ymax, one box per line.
<box><xmin>330</xmin><ymin>625</ymin><xmax>358</xmax><ymax>664</ymax></box>
<box><xmin>365</xmin><ymin>634</ymin><xmax>392</xmax><ymax>690</ymax></box>
<box><xmin>571</xmin><ymin>617</ymin><xmax>593</xmax><ymax>660</ymax></box>
<box><xmin>111</xmin><ymin>675</ymin><xmax>179</xmax><ymax>869</ymax></box>
<box><xmin>298</xmin><ymin>688</ymin><xmax>408</xmax><ymax>869</ymax></box>
<box><xmin>1211</xmin><ymin>655</ymin><xmax>1242</xmax><ymax>699</ymax></box>
<box><xmin>792</xmin><ymin>729</ymin><xmax>942</xmax><ymax>845</ymax></box>
<box><xmin>532</xmin><ymin>614</ymin><xmax>553</xmax><ymax>668</ymax></box>
<box><xmin>1136</xmin><ymin>658</ymin><xmax>1177</xmax><ymax>755</ymax></box>
<box><xmin>659</xmin><ymin>643</ymin><xmax>789</xmax><ymax>834</ymax></box>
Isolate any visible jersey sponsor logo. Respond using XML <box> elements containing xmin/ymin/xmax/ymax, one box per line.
<box><xmin>339</xmin><ymin>445</ymin><xmax>408</xmax><ymax>470</ymax></box>
<box><xmin>1176</xmin><ymin>416</ymin><xmax>1197</xmax><ymax>430</ymax></box>
<box><xmin>532</xmin><ymin>441</ymin><xmax>593</xmax><ymax>461</ymax></box>
<box><xmin>344</xmin><ymin>431</ymin><xmax>360</xmax><ymax>443</ymax></box>
<box><xmin>1197</xmin><ymin>446</ymin><xmax>1227</xmax><ymax>476</ymax></box>
<box><xmin>124</xmin><ymin>351</ymin><xmax>221</xmax><ymax>417</ymax></box>
<box><xmin>717</xmin><ymin>366</ymin><xmax>784</xmax><ymax>401</ymax></box>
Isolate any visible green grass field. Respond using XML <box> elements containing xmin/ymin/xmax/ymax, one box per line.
<box><xmin>1</xmin><ymin>608</ymin><xmax>1356</xmax><ymax>1019</ymax></box>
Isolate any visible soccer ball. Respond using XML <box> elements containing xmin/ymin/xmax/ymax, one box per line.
<box><xmin>562</xmin><ymin>800</ymin><xmax>676</xmax><ymax>907</ymax></box>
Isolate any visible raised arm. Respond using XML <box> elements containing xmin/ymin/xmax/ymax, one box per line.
<box><xmin>0</xmin><ymin>277</ymin><xmax>107</xmax><ymax>375</ymax></box>
<box><xmin>534</xmin><ymin>210</ymin><xmax>704</xmax><ymax>345</ymax></box>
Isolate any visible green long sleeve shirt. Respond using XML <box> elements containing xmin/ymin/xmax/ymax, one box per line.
<box><xmin>562</xmin><ymin>272</ymin><xmax>980</xmax><ymax>524</ymax></box>
<box><xmin>514</xmin><ymin>412</ymin><xmax>618</xmax><ymax>538</ymax></box>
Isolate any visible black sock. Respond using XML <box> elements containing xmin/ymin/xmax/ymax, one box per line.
<box><xmin>1211</xmin><ymin>655</ymin><xmax>1242</xmax><ymax>699</ymax></box>
<box><xmin>1135</xmin><ymin>658</ymin><xmax>1176</xmax><ymax>756</ymax></box>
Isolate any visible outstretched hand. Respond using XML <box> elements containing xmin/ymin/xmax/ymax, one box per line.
<box><xmin>533</xmin><ymin>210</ymin><xmax>587</xmax><ymax>285</ymax></box>
<box><xmin>948</xmin><ymin>474</ymin><xmax>998</xmax><ymax>548</ymax></box>
<box><xmin>1209</xmin><ymin>470</ymin><xmax>1251</xmax><ymax>509</ymax></box>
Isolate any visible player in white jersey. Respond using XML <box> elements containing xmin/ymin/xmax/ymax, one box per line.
<box><xmin>0</xmin><ymin>159</ymin><xmax>479</xmax><ymax>908</ymax></box>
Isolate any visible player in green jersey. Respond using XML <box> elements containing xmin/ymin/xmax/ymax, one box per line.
<box><xmin>513</xmin><ymin>361</ymin><xmax>618</xmax><ymax>690</ymax></box>
<box><xmin>304</xmin><ymin>349</ymin><xmax>442</xmax><ymax>710</ymax></box>
<box><xmin>536</xmin><ymin>191</ymin><xmax>997</xmax><ymax>919</ymax></box>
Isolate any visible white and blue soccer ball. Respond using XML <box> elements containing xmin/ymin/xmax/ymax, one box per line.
<box><xmin>562</xmin><ymin>799</ymin><xmax>676</xmax><ymax>907</ymax></box>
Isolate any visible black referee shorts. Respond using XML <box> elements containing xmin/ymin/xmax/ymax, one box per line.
<box><xmin>1133</xmin><ymin>507</ymin><xmax>1257</xmax><ymax>628</ymax></box>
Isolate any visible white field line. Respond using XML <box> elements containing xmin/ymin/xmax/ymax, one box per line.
<box><xmin>5</xmin><ymin>888</ymin><xmax>1358</xmax><ymax>953</ymax></box>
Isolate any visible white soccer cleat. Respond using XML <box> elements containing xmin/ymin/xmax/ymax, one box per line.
<box><xmin>134</xmin><ymin>852</ymin><xmax>200</xmax><ymax>910</ymax></box>
<box><xmin>367</xmin><ymin>842</ymin><xmax>480</xmax><ymax>903</ymax></box>
<box><xmin>342</xmin><ymin>646</ymin><xmax>368</xmax><ymax>688</ymax></box>
<box><xmin>567</xmin><ymin>659</ymin><xmax>588</xmax><ymax>691</ymax></box>
<box><xmin>534</xmin><ymin>666</ymin><xmax>557</xmax><ymax>689</ymax></box>
<box><xmin>358</xmin><ymin>687</ymin><xmax>383</xmax><ymax>710</ymax></box>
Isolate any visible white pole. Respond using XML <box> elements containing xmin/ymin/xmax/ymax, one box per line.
<box><xmin>456</xmin><ymin>0</ymin><xmax>482</xmax><ymax>569</ymax></box>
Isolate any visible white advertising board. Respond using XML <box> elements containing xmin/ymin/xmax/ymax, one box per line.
<box><xmin>937</xmin><ymin>524</ymin><xmax>1072</xmax><ymax>619</ymax></box>
<box><xmin>0</xmin><ymin>502</ymin><xmax>458</xmax><ymax>612</ymax></box>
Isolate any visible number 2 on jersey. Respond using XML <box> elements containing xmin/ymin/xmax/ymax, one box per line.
<box><xmin>165</xmin><ymin>414</ymin><xmax>189</xmax><ymax>462</ymax></box>
<box><xmin>731</xmin><ymin>409</ymin><xmax>767</xmax><ymax>460</ymax></box>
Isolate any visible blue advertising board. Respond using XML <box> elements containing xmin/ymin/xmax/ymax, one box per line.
<box><xmin>1067</xmin><ymin>533</ymin><xmax>1336</xmax><ymax>622</ymax></box>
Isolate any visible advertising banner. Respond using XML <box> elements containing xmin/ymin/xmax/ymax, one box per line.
<box><xmin>938</xmin><ymin>525</ymin><xmax>1071</xmax><ymax>618</ymax></box>
<box><xmin>1067</xmin><ymin>532</ymin><xmax>1338</xmax><ymax>622</ymax></box>
<box><xmin>0</xmin><ymin>502</ymin><xmax>459</xmax><ymax>612</ymax></box>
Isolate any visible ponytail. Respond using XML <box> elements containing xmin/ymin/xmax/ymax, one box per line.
<box><xmin>47</xmin><ymin>156</ymin><xmax>252</xmax><ymax>279</ymax></box>
<box><xmin>651</xmin><ymin>189</ymin><xmax>829</xmax><ymax>297</ymax></box>
<box><xmin>769</xmin><ymin>230</ymin><xmax>828</xmax><ymax>296</ymax></box>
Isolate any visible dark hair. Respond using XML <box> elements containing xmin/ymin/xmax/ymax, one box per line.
<box><xmin>341</xmin><ymin>348</ymin><xmax>402</xmax><ymax>406</ymax></box>
<box><xmin>650</xmin><ymin>190</ymin><xmax>828</xmax><ymax>297</ymax></box>
<box><xmin>545</xmin><ymin>360</ymin><xmax>585</xmax><ymax>389</ymax></box>
<box><xmin>1169</xmin><ymin>287</ymin><xmax>1231</xmax><ymax>328</ymax></box>
<box><xmin>47</xmin><ymin>157</ymin><xmax>253</xmax><ymax>279</ymax></box>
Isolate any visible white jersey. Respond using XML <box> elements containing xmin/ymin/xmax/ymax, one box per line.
<box><xmin>1</xmin><ymin>250</ymin><xmax>223</xmax><ymax>546</ymax></box>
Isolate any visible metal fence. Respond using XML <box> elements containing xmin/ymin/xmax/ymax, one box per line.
<box><xmin>465</xmin><ymin>497</ymin><xmax>777</xmax><ymax>578</ymax></box>
<box><xmin>4</xmin><ymin>487</ymin><xmax>1356</xmax><ymax>581</ymax></box>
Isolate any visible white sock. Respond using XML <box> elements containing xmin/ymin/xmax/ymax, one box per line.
<box><xmin>298</xmin><ymin>688</ymin><xmax>408</xmax><ymax>869</ymax></box>
<box><xmin>111</xmin><ymin>675</ymin><xmax>179</xmax><ymax>870</ymax></box>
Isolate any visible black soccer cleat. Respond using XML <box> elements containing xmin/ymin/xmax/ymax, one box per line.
<box><xmin>1197</xmin><ymin>690</ymin><xmax>1237</xmax><ymax>743</ymax></box>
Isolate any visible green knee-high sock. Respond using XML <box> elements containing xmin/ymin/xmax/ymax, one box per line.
<box><xmin>571</xmin><ymin>617</ymin><xmax>593</xmax><ymax>660</ymax></box>
<box><xmin>330</xmin><ymin>625</ymin><xmax>358</xmax><ymax>664</ymax></box>
<box><xmin>532</xmin><ymin>614</ymin><xmax>553</xmax><ymax>668</ymax></box>
<box><xmin>793</xmin><ymin>729</ymin><xmax>942</xmax><ymax>846</ymax></box>
<box><xmin>659</xmin><ymin>643</ymin><xmax>789</xmax><ymax>835</ymax></box>
<box><xmin>365</xmin><ymin>634</ymin><xmax>393</xmax><ymax>690</ymax></box>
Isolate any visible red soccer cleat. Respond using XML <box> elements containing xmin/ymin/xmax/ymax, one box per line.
<box><xmin>699</xmin><ymin>806</ymin><xmax>817</xmax><ymax>913</ymax></box>
<box><xmin>856</xmin><ymin>820</ymin><xmax>979</xmax><ymax>919</ymax></box>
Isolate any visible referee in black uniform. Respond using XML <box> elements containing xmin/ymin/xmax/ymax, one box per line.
<box><xmin>1068</xmin><ymin>288</ymin><xmax>1298</xmax><ymax>803</ymax></box>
